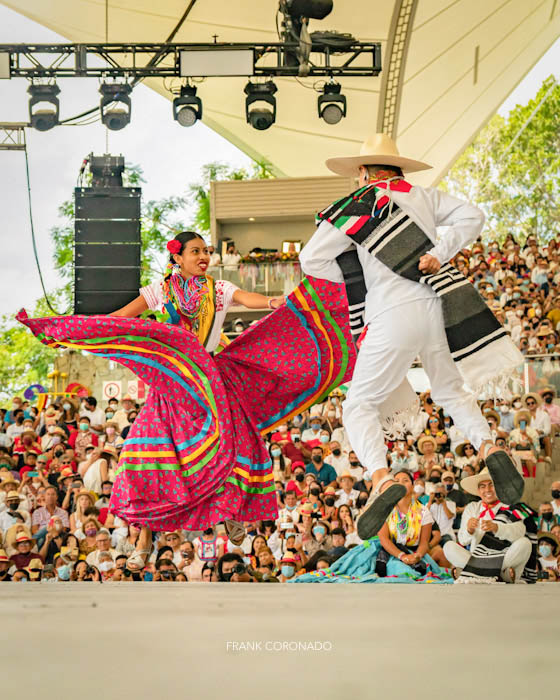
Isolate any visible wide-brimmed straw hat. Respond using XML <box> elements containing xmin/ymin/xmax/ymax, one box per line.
<box><xmin>455</xmin><ymin>441</ymin><xmax>475</xmax><ymax>457</ymax></box>
<box><xmin>514</xmin><ymin>410</ymin><xmax>532</xmax><ymax>429</ymax></box>
<box><xmin>325</xmin><ymin>133</ymin><xmax>433</xmax><ymax>177</ymax></box>
<box><xmin>522</xmin><ymin>392</ymin><xmax>542</xmax><ymax>407</ymax></box>
<box><xmin>460</xmin><ymin>467</ymin><xmax>494</xmax><ymax>496</ymax></box>
<box><xmin>417</xmin><ymin>435</ymin><xmax>437</xmax><ymax>454</ymax></box>
<box><xmin>538</xmin><ymin>532</ymin><xmax>560</xmax><ymax>556</ymax></box>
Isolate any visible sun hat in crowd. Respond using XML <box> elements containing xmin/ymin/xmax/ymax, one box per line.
<box><xmin>441</xmin><ymin>471</ymin><xmax>455</xmax><ymax>481</ymax></box>
<box><xmin>100</xmin><ymin>445</ymin><xmax>119</xmax><ymax>459</ymax></box>
<box><xmin>513</xmin><ymin>410</ymin><xmax>532</xmax><ymax>429</ymax></box>
<box><xmin>338</xmin><ymin>471</ymin><xmax>355</xmax><ymax>482</ymax></box>
<box><xmin>455</xmin><ymin>441</ymin><xmax>474</xmax><ymax>457</ymax></box>
<box><xmin>0</xmin><ymin>549</ymin><xmax>10</xmax><ymax>563</ymax></box>
<box><xmin>323</xmin><ymin>486</ymin><xmax>337</xmax><ymax>496</ymax></box>
<box><xmin>6</xmin><ymin>491</ymin><xmax>22</xmax><ymax>503</ymax></box>
<box><xmin>280</xmin><ymin>552</ymin><xmax>299</xmax><ymax>564</ymax></box>
<box><xmin>299</xmin><ymin>503</ymin><xmax>314</xmax><ymax>517</ymax></box>
<box><xmin>417</xmin><ymin>435</ymin><xmax>437</xmax><ymax>454</ymax></box>
<box><xmin>540</xmin><ymin>385</ymin><xmax>556</xmax><ymax>397</ymax></box>
<box><xmin>522</xmin><ymin>392</ymin><xmax>542</xmax><ymax>407</ymax></box>
<box><xmin>537</xmin><ymin>532</ymin><xmax>560</xmax><ymax>556</ymax></box>
<box><xmin>57</xmin><ymin>468</ymin><xmax>74</xmax><ymax>482</ymax></box>
<box><xmin>4</xmin><ymin>525</ymin><xmax>33</xmax><ymax>552</ymax></box>
<box><xmin>15</xmin><ymin>532</ymin><xmax>33</xmax><ymax>544</ymax></box>
<box><xmin>1</xmin><ymin>477</ymin><xmax>18</xmax><ymax>488</ymax></box>
<box><xmin>460</xmin><ymin>467</ymin><xmax>494</xmax><ymax>496</ymax></box>
<box><xmin>485</xmin><ymin>409</ymin><xmax>501</xmax><ymax>425</ymax></box>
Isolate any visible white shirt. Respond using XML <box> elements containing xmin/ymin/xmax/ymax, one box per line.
<box><xmin>299</xmin><ymin>184</ymin><xmax>484</xmax><ymax>323</ymax></box>
<box><xmin>335</xmin><ymin>488</ymin><xmax>360</xmax><ymax>508</ymax></box>
<box><xmin>222</xmin><ymin>252</ymin><xmax>241</xmax><ymax>271</ymax></box>
<box><xmin>79</xmin><ymin>406</ymin><xmax>106</xmax><ymax>433</ymax></box>
<box><xmin>140</xmin><ymin>279</ymin><xmax>239</xmax><ymax>353</ymax></box>
<box><xmin>551</xmin><ymin>499</ymin><xmax>560</xmax><ymax>516</ymax></box>
<box><xmin>458</xmin><ymin>500</ymin><xmax>526</xmax><ymax>549</ymax></box>
<box><xmin>529</xmin><ymin>408</ymin><xmax>551</xmax><ymax>436</ymax></box>
<box><xmin>429</xmin><ymin>500</ymin><xmax>457</xmax><ymax>539</ymax></box>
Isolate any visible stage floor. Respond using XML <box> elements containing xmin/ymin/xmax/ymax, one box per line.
<box><xmin>1</xmin><ymin>583</ymin><xmax>556</xmax><ymax>699</ymax></box>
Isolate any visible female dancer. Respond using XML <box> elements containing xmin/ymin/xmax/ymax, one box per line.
<box><xmin>18</xmin><ymin>232</ymin><xmax>355</xmax><ymax>572</ymax></box>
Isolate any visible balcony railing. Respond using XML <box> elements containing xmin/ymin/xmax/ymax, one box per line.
<box><xmin>209</xmin><ymin>262</ymin><xmax>303</xmax><ymax>297</ymax></box>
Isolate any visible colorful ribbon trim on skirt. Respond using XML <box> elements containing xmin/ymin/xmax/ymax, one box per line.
<box><xmin>17</xmin><ymin>276</ymin><xmax>355</xmax><ymax>531</ymax></box>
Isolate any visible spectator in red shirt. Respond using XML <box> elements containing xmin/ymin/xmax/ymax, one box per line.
<box><xmin>285</xmin><ymin>462</ymin><xmax>306</xmax><ymax>499</ymax></box>
<box><xmin>9</xmin><ymin>532</ymin><xmax>43</xmax><ymax>570</ymax></box>
<box><xmin>68</xmin><ymin>416</ymin><xmax>98</xmax><ymax>460</ymax></box>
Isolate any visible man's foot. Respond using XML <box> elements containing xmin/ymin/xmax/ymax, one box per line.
<box><xmin>480</xmin><ymin>442</ymin><xmax>525</xmax><ymax>505</ymax></box>
<box><xmin>224</xmin><ymin>519</ymin><xmax>246</xmax><ymax>546</ymax></box>
<box><xmin>356</xmin><ymin>476</ymin><xmax>406</xmax><ymax>540</ymax></box>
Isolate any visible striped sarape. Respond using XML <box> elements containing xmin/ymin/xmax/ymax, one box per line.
<box><xmin>17</xmin><ymin>277</ymin><xmax>355</xmax><ymax>531</ymax></box>
<box><xmin>317</xmin><ymin>181</ymin><xmax>523</xmax><ymax>394</ymax></box>
<box><xmin>460</xmin><ymin>503</ymin><xmax>538</xmax><ymax>583</ymax></box>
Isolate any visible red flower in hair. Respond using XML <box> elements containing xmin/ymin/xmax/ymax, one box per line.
<box><xmin>167</xmin><ymin>239</ymin><xmax>182</xmax><ymax>254</ymax></box>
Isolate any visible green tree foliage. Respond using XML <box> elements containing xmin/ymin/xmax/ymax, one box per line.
<box><xmin>442</xmin><ymin>75</ymin><xmax>560</xmax><ymax>244</ymax></box>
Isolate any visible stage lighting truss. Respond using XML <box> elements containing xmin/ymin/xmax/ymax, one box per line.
<box><xmin>244</xmin><ymin>81</ymin><xmax>277</xmax><ymax>131</ymax></box>
<box><xmin>172</xmin><ymin>85</ymin><xmax>202</xmax><ymax>127</ymax></box>
<box><xmin>317</xmin><ymin>81</ymin><xmax>346</xmax><ymax>124</ymax></box>
<box><xmin>99</xmin><ymin>82</ymin><xmax>132</xmax><ymax>131</ymax></box>
<box><xmin>27</xmin><ymin>82</ymin><xmax>60</xmax><ymax>131</ymax></box>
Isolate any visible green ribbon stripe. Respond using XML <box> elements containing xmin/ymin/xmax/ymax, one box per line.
<box><xmin>225</xmin><ymin>476</ymin><xmax>276</xmax><ymax>495</ymax></box>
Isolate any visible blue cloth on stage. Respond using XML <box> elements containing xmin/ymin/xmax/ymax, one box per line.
<box><xmin>289</xmin><ymin>537</ymin><xmax>453</xmax><ymax>584</ymax></box>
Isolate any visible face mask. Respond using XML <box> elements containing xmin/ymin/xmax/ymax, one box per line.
<box><xmin>413</xmin><ymin>485</ymin><xmax>425</xmax><ymax>495</ymax></box>
<box><xmin>99</xmin><ymin>561</ymin><xmax>113</xmax><ymax>572</ymax></box>
<box><xmin>57</xmin><ymin>564</ymin><xmax>71</xmax><ymax>580</ymax></box>
<box><xmin>295</xmin><ymin>473</ymin><xmax>304</xmax><ymax>482</ymax></box>
<box><xmin>445</xmin><ymin>483</ymin><xmax>453</xmax><ymax>492</ymax></box>
<box><xmin>277</xmin><ymin>424</ymin><xmax>288</xmax><ymax>433</ymax></box>
<box><xmin>8</xmin><ymin>502</ymin><xmax>18</xmax><ymax>511</ymax></box>
<box><xmin>332</xmin><ymin>448</ymin><xmax>341</xmax><ymax>456</ymax></box>
<box><xmin>79</xmin><ymin>423</ymin><xmax>89</xmax><ymax>432</ymax></box>
<box><xmin>313</xmin><ymin>526</ymin><xmax>326</xmax><ymax>537</ymax></box>
<box><xmin>325</xmin><ymin>497</ymin><xmax>335</xmax><ymax>507</ymax></box>
<box><xmin>55</xmin><ymin>522</ymin><xmax>62</xmax><ymax>532</ymax></box>
<box><xmin>51</xmin><ymin>436</ymin><xmax>61</xmax><ymax>446</ymax></box>
<box><xmin>544</xmin><ymin>396</ymin><xmax>554</xmax><ymax>403</ymax></box>
<box><xmin>310</xmin><ymin>488</ymin><xmax>320</xmax><ymax>496</ymax></box>
<box><xmin>281</xmin><ymin>565</ymin><xmax>295</xmax><ymax>578</ymax></box>
<box><xmin>292</xmin><ymin>416</ymin><xmax>303</xmax><ymax>427</ymax></box>
<box><xmin>513</xmin><ymin>401</ymin><xmax>522</xmax><ymax>409</ymax></box>
<box><xmin>429</xmin><ymin>476</ymin><xmax>440</xmax><ymax>484</ymax></box>
<box><xmin>85</xmin><ymin>528</ymin><xmax>97</xmax><ymax>537</ymax></box>
<box><xmin>203</xmin><ymin>528</ymin><xmax>214</xmax><ymax>536</ymax></box>
<box><xmin>461</xmin><ymin>470</ymin><xmax>470</xmax><ymax>480</ymax></box>
<box><xmin>271</xmin><ymin>448</ymin><xmax>282</xmax><ymax>458</ymax></box>
<box><xmin>327</xmin><ymin>411</ymin><xmax>336</xmax><ymax>419</ymax></box>
<box><xmin>47</xmin><ymin>425</ymin><xmax>55</xmax><ymax>434</ymax></box>
<box><xmin>109</xmin><ymin>404</ymin><xmax>117</xmax><ymax>411</ymax></box>
<box><xmin>106</xmin><ymin>427</ymin><xmax>116</xmax><ymax>435</ymax></box>
<box><xmin>221</xmin><ymin>572</ymin><xmax>233</xmax><ymax>582</ymax></box>
<box><xmin>551</xmin><ymin>490</ymin><xmax>560</xmax><ymax>499</ymax></box>
<box><xmin>63</xmin><ymin>403</ymin><xmax>71</xmax><ymax>411</ymax></box>
<box><xmin>520</xmin><ymin>420</ymin><xmax>527</xmax><ymax>430</ymax></box>
<box><xmin>105</xmin><ymin>412</ymin><xmax>114</xmax><ymax>419</ymax></box>
<box><xmin>349</xmin><ymin>461</ymin><xmax>360</xmax><ymax>467</ymax></box>
<box><xmin>444</xmin><ymin>458</ymin><xmax>454</xmax><ymax>466</ymax></box>
<box><xmin>312</xmin><ymin>455</ymin><xmax>322</xmax><ymax>464</ymax></box>
<box><xmin>311</xmin><ymin>424</ymin><xmax>321</xmax><ymax>433</ymax></box>
<box><xmin>499</xmin><ymin>405</ymin><xmax>510</xmax><ymax>413</ymax></box>
<box><xmin>320</xmin><ymin>435</ymin><xmax>329</xmax><ymax>444</ymax></box>
<box><xmin>234</xmin><ymin>325</ymin><xmax>244</xmax><ymax>333</ymax></box>
<box><xmin>539</xmin><ymin>544</ymin><xmax>553</xmax><ymax>557</ymax></box>
<box><xmin>505</xmin><ymin>288</ymin><xmax>512</xmax><ymax>294</ymax></box>
<box><xmin>542</xmin><ymin>512</ymin><xmax>554</xmax><ymax>521</ymax></box>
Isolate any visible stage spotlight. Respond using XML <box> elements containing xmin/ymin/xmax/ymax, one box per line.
<box><xmin>99</xmin><ymin>83</ymin><xmax>132</xmax><ymax>131</ymax></box>
<box><xmin>318</xmin><ymin>82</ymin><xmax>346</xmax><ymax>124</ymax></box>
<box><xmin>173</xmin><ymin>85</ymin><xmax>202</xmax><ymax>127</ymax></box>
<box><xmin>244</xmin><ymin>81</ymin><xmax>277</xmax><ymax>131</ymax></box>
<box><xmin>287</xmin><ymin>0</ymin><xmax>333</xmax><ymax>21</ymax></box>
<box><xmin>27</xmin><ymin>83</ymin><xmax>60</xmax><ymax>131</ymax></box>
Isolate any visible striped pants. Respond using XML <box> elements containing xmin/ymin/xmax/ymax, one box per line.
<box><xmin>443</xmin><ymin>538</ymin><xmax>532</xmax><ymax>583</ymax></box>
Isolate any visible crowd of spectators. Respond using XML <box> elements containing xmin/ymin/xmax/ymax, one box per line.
<box><xmin>2</xmin><ymin>235</ymin><xmax>560</xmax><ymax>584</ymax></box>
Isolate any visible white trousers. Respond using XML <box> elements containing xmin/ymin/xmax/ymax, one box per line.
<box><xmin>342</xmin><ymin>298</ymin><xmax>491</xmax><ymax>474</ymax></box>
<box><xmin>443</xmin><ymin>538</ymin><xmax>532</xmax><ymax>583</ymax></box>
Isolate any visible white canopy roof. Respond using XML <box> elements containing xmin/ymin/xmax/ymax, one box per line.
<box><xmin>3</xmin><ymin>0</ymin><xmax>559</xmax><ymax>184</ymax></box>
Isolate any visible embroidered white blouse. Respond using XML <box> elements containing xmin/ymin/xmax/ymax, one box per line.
<box><xmin>140</xmin><ymin>278</ymin><xmax>239</xmax><ymax>353</ymax></box>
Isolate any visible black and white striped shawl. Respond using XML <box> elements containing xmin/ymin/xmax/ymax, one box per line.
<box><xmin>318</xmin><ymin>183</ymin><xmax>522</xmax><ymax>386</ymax></box>
<box><xmin>460</xmin><ymin>503</ymin><xmax>537</xmax><ymax>583</ymax></box>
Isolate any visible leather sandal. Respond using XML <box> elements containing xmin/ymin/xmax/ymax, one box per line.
<box><xmin>356</xmin><ymin>474</ymin><xmax>406</xmax><ymax>540</ymax></box>
<box><xmin>224</xmin><ymin>519</ymin><xmax>246</xmax><ymax>546</ymax></box>
<box><xmin>126</xmin><ymin>547</ymin><xmax>151</xmax><ymax>572</ymax></box>
<box><xmin>479</xmin><ymin>442</ymin><xmax>525</xmax><ymax>505</ymax></box>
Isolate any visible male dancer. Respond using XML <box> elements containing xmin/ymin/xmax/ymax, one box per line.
<box><xmin>299</xmin><ymin>133</ymin><xmax>525</xmax><ymax>539</ymax></box>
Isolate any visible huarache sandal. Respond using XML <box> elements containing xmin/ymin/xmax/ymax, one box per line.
<box><xmin>356</xmin><ymin>475</ymin><xmax>406</xmax><ymax>540</ymax></box>
<box><xmin>224</xmin><ymin>519</ymin><xmax>246</xmax><ymax>546</ymax></box>
<box><xmin>126</xmin><ymin>547</ymin><xmax>151</xmax><ymax>572</ymax></box>
<box><xmin>480</xmin><ymin>443</ymin><xmax>525</xmax><ymax>505</ymax></box>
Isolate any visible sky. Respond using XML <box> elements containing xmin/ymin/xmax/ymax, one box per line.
<box><xmin>0</xmin><ymin>5</ymin><xmax>558</xmax><ymax>316</ymax></box>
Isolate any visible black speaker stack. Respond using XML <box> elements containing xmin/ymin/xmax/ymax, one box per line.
<box><xmin>74</xmin><ymin>153</ymin><xmax>141</xmax><ymax>314</ymax></box>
